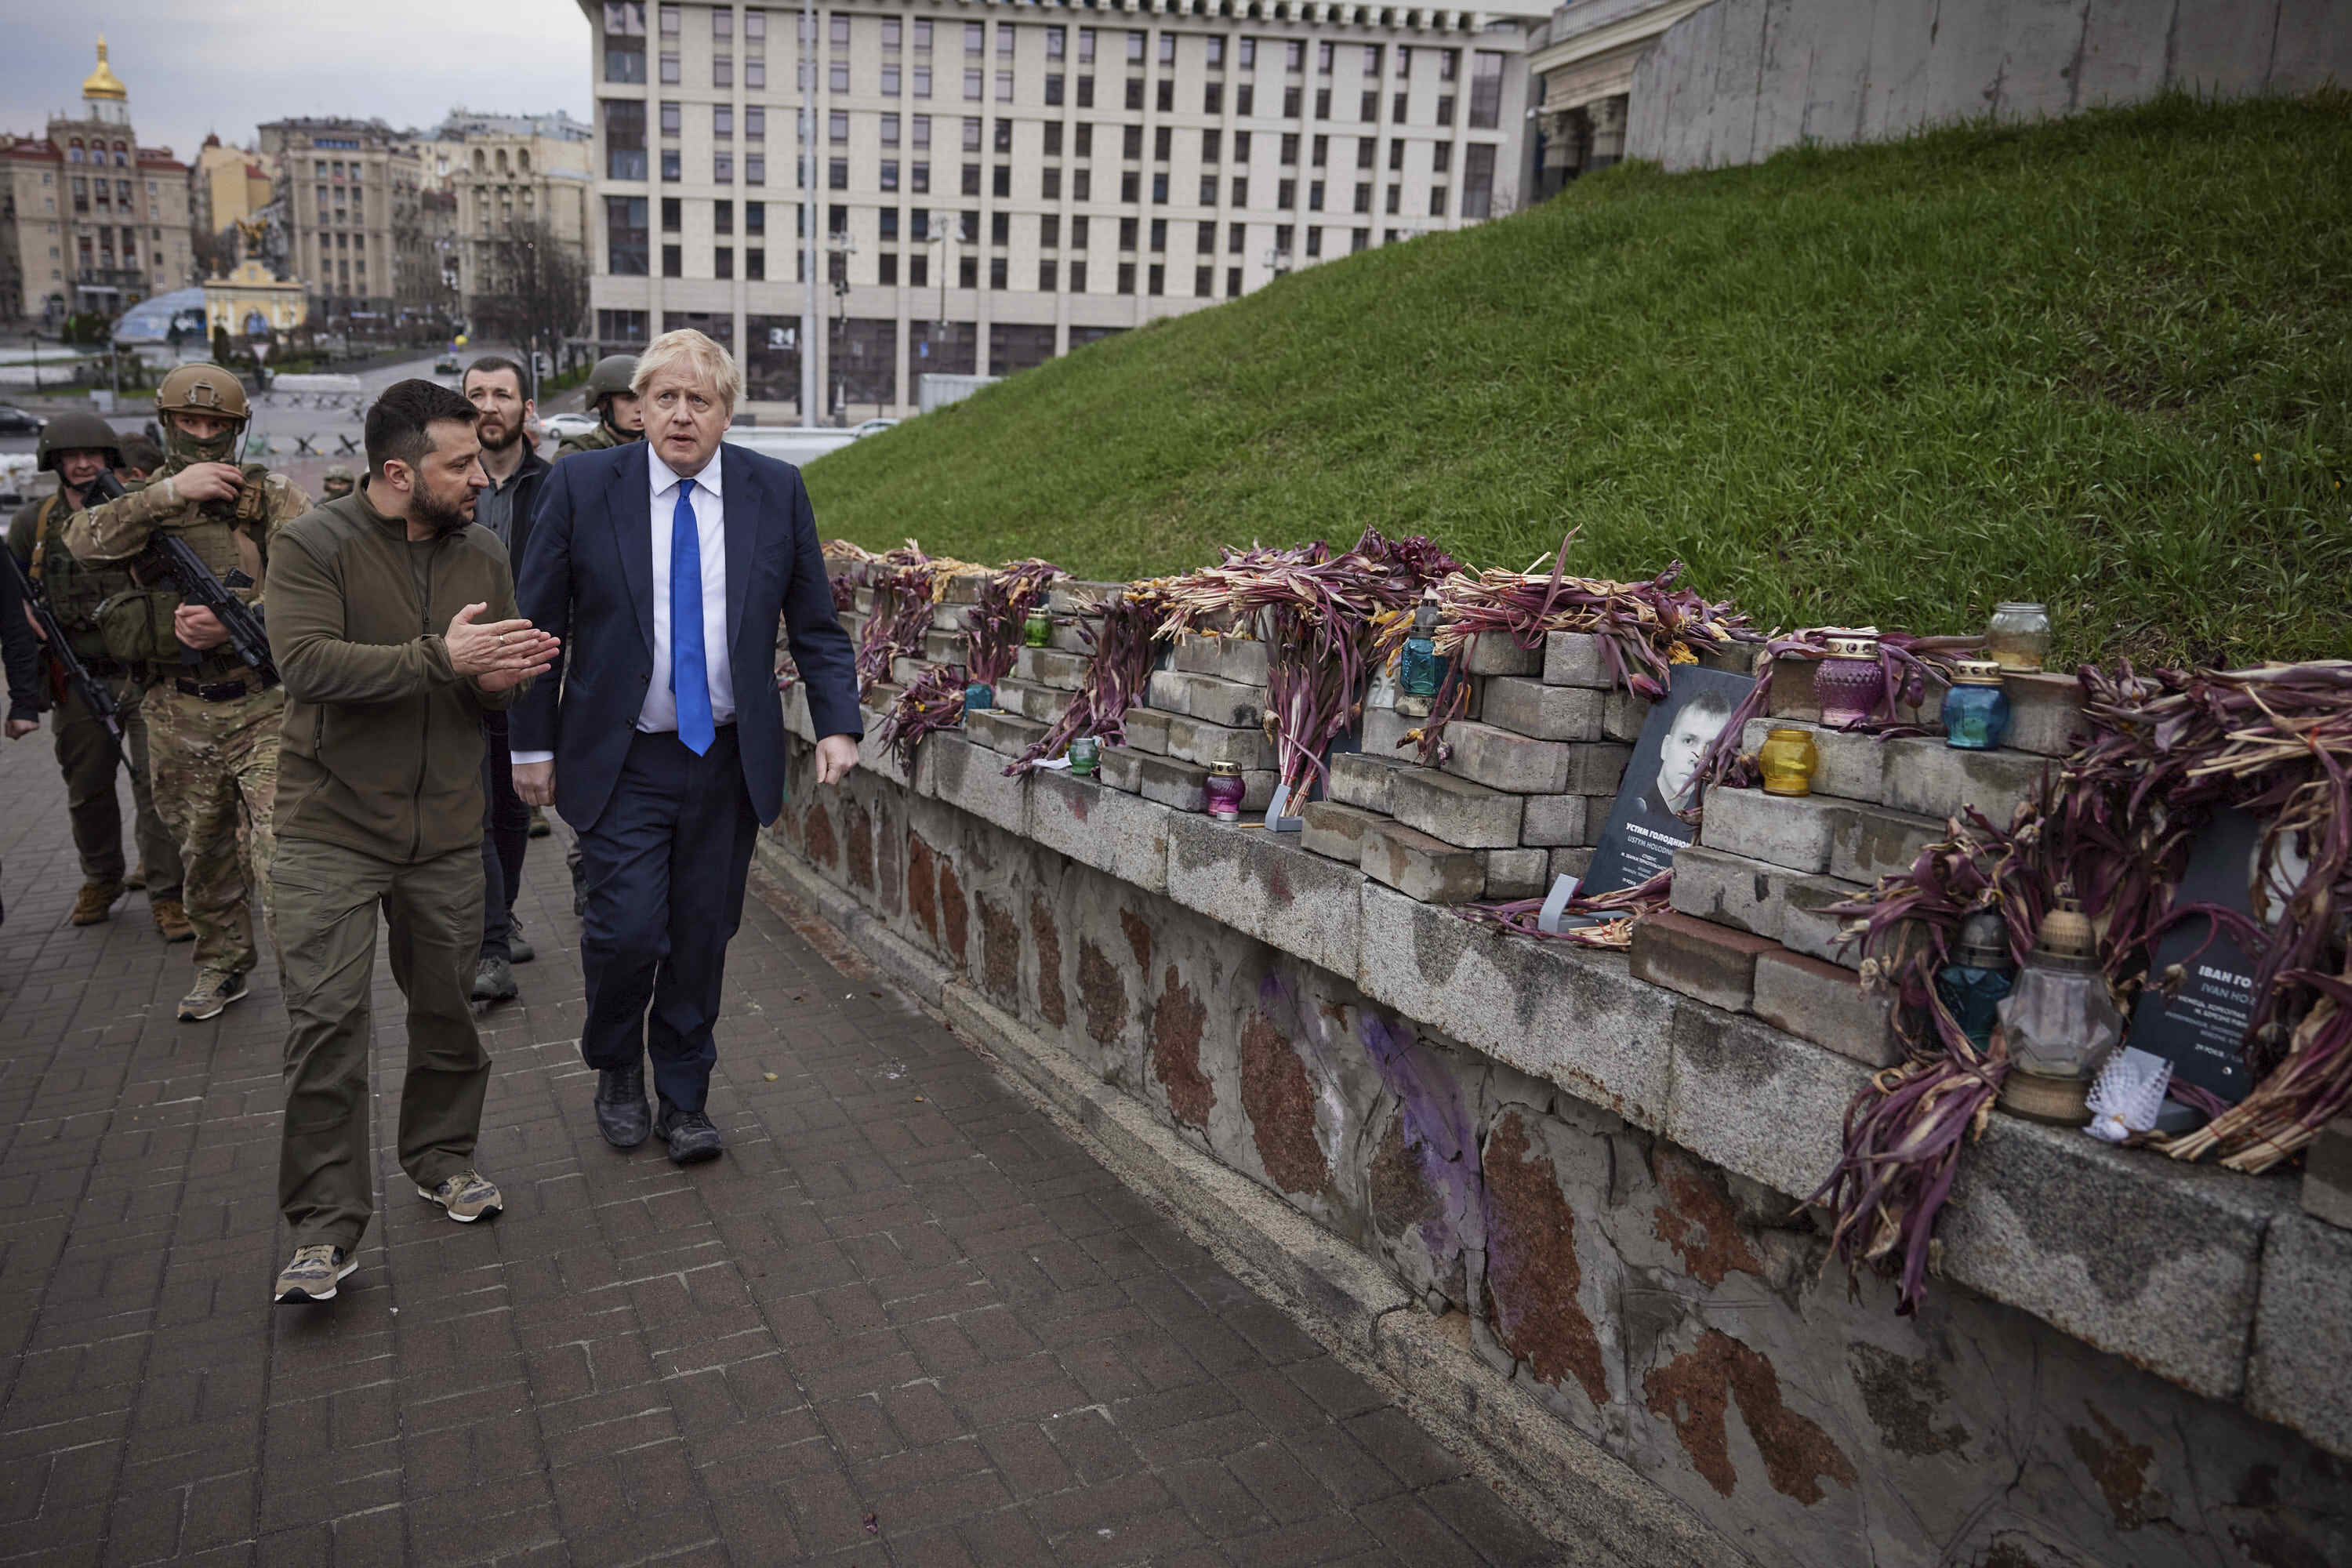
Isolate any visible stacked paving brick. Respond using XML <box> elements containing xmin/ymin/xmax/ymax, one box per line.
<box><xmin>1632</xmin><ymin>663</ymin><xmax>2089</xmax><ymax>1072</ymax></box>
<box><xmin>1298</xmin><ymin>631</ymin><xmax>1666</xmax><ymax>907</ymax></box>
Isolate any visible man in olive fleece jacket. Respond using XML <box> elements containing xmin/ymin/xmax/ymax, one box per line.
<box><xmin>262</xmin><ymin>379</ymin><xmax>559</xmax><ymax>1306</ymax></box>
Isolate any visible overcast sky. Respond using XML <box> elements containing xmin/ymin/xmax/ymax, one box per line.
<box><xmin>2</xmin><ymin>1</ymin><xmax>596</xmax><ymax>161</ymax></box>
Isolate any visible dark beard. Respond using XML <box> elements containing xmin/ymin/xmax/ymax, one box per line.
<box><xmin>414</xmin><ymin>485</ymin><xmax>475</xmax><ymax>535</ymax></box>
<box><xmin>477</xmin><ymin>419</ymin><xmax>522</xmax><ymax>455</ymax></box>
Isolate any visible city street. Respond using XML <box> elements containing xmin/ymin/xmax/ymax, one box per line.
<box><xmin>0</xmin><ymin>730</ymin><xmax>1552</xmax><ymax>1564</ymax></box>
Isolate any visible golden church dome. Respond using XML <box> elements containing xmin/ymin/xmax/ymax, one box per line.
<box><xmin>82</xmin><ymin>38</ymin><xmax>128</xmax><ymax>102</ymax></box>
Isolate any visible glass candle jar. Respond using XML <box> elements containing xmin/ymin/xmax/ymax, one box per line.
<box><xmin>1994</xmin><ymin>893</ymin><xmax>2121</xmax><ymax>1126</ymax></box>
<box><xmin>1067</xmin><ymin>735</ymin><xmax>1099</xmax><ymax>775</ymax></box>
<box><xmin>964</xmin><ymin>681</ymin><xmax>994</xmax><ymax>717</ymax></box>
<box><xmin>1396</xmin><ymin>590</ymin><xmax>1447</xmax><ymax>720</ymax></box>
<box><xmin>1205</xmin><ymin>760</ymin><xmax>1247</xmax><ymax>820</ymax></box>
<box><xmin>1757</xmin><ymin>728</ymin><xmax>1819</xmax><ymax>797</ymax></box>
<box><xmin>1935</xmin><ymin>908</ymin><xmax>2016</xmax><ymax>1048</ymax></box>
<box><xmin>1984</xmin><ymin>602</ymin><xmax>2051</xmax><ymax>673</ymax></box>
<box><xmin>1941</xmin><ymin>659</ymin><xmax>2011</xmax><ymax>750</ymax></box>
<box><xmin>1022</xmin><ymin>608</ymin><xmax>1053</xmax><ymax>648</ymax></box>
<box><xmin>1812</xmin><ymin>635</ymin><xmax>1882</xmax><ymax>729</ymax></box>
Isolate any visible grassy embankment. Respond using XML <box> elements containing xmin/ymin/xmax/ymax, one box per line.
<box><xmin>806</xmin><ymin>93</ymin><xmax>2352</xmax><ymax>667</ymax></box>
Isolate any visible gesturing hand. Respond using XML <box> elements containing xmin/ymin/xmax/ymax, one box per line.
<box><xmin>445</xmin><ymin>601</ymin><xmax>560</xmax><ymax>688</ymax></box>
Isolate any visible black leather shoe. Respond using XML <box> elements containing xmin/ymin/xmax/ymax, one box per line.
<box><xmin>657</xmin><ymin>1099</ymin><xmax>724</xmax><ymax>1165</ymax></box>
<box><xmin>594</xmin><ymin>1065</ymin><xmax>651</xmax><ymax>1149</ymax></box>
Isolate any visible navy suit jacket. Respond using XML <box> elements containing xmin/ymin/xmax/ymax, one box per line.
<box><xmin>512</xmin><ymin>440</ymin><xmax>862</xmax><ymax>830</ymax></box>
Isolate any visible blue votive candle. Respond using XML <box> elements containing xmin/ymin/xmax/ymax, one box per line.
<box><xmin>1942</xmin><ymin>659</ymin><xmax>2011</xmax><ymax>751</ymax></box>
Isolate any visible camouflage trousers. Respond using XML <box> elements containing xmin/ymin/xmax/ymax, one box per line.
<box><xmin>54</xmin><ymin>672</ymin><xmax>183</xmax><ymax>899</ymax></box>
<box><xmin>144</xmin><ymin>680</ymin><xmax>283</xmax><ymax>977</ymax></box>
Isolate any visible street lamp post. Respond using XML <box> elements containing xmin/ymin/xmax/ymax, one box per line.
<box><xmin>825</xmin><ymin>230</ymin><xmax>856</xmax><ymax>426</ymax></box>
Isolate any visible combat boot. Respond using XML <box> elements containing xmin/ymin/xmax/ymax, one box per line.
<box><xmin>125</xmin><ymin>863</ymin><xmax>147</xmax><ymax>891</ymax></box>
<box><xmin>71</xmin><ymin>880</ymin><xmax>124</xmax><ymax>925</ymax></box>
<box><xmin>151</xmin><ymin>899</ymin><xmax>194</xmax><ymax>943</ymax></box>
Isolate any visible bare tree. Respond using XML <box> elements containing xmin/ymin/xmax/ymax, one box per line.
<box><xmin>470</xmin><ymin>218</ymin><xmax>590</xmax><ymax>390</ymax></box>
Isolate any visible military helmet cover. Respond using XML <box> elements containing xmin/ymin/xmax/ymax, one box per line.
<box><xmin>153</xmin><ymin>362</ymin><xmax>251</xmax><ymax>466</ymax></box>
<box><xmin>36</xmin><ymin>409</ymin><xmax>124</xmax><ymax>473</ymax></box>
<box><xmin>587</xmin><ymin>354</ymin><xmax>638</xmax><ymax>402</ymax></box>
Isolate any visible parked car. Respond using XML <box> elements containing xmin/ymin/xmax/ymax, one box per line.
<box><xmin>434</xmin><ymin>356</ymin><xmax>461</xmax><ymax>376</ymax></box>
<box><xmin>0</xmin><ymin>405</ymin><xmax>43</xmax><ymax>436</ymax></box>
<box><xmin>851</xmin><ymin>418</ymin><xmax>899</xmax><ymax>437</ymax></box>
<box><xmin>540</xmin><ymin>412</ymin><xmax>599</xmax><ymax>441</ymax></box>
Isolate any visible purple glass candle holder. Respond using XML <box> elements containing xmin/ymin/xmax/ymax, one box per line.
<box><xmin>1813</xmin><ymin>635</ymin><xmax>1883</xmax><ymax>728</ymax></box>
<box><xmin>1205</xmin><ymin>761</ymin><xmax>1247</xmax><ymax>820</ymax></box>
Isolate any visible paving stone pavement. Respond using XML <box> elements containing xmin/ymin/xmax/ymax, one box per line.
<box><xmin>0</xmin><ymin>735</ymin><xmax>1559</xmax><ymax>1565</ymax></box>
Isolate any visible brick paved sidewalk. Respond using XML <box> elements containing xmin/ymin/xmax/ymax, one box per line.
<box><xmin>0</xmin><ymin>739</ymin><xmax>1557</xmax><ymax>1566</ymax></box>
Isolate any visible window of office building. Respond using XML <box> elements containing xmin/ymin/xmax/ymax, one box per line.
<box><xmin>715</xmin><ymin>245</ymin><xmax>733</xmax><ymax>278</ymax></box>
<box><xmin>714</xmin><ymin>55</ymin><xmax>732</xmax><ymax>88</ymax></box>
<box><xmin>1468</xmin><ymin>52</ymin><xmax>1503</xmax><ymax>129</ymax></box>
<box><xmin>715</xmin><ymin>105</ymin><xmax>734</xmax><ymax>140</ymax></box>
<box><xmin>914</xmin><ymin>66</ymin><xmax>931</xmax><ymax>96</ymax></box>
<box><xmin>662</xmin><ymin>196</ymin><xmax>682</xmax><ymax>231</ymax></box>
<box><xmin>1462</xmin><ymin>143</ymin><xmax>1494</xmax><ymax>219</ymax></box>
<box><xmin>604</xmin><ymin>100</ymin><xmax>648</xmax><ymax>180</ymax></box>
<box><xmin>713</xmin><ymin>7</ymin><xmax>731</xmax><ymax>40</ymax></box>
<box><xmin>604</xmin><ymin>2</ymin><xmax>646</xmax><ymax>82</ymax></box>
<box><xmin>661</xmin><ymin>100</ymin><xmax>681</xmax><ymax>136</ymax></box>
<box><xmin>607</xmin><ymin>195</ymin><xmax>648</xmax><ymax>274</ymax></box>
<box><xmin>747</xmin><ymin>246</ymin><xmax>764</xmax><ymax>278</ymax></box>
<box><xmin>829</xmin><ymin>158</ymin><xmax>848</xmax><ymax>189</ymax></box>
<box><xmin>965</xmin><ymin>22</ymin><xmax>983</xmax><ymax>53</ymax></box>
<box><xmin>1428</xmin><ymin>185</ymin><xmax>1447</xmax><ymax>216</ymax></box>
<box><xmin>662</xmin><ymin>148</ymin><xmax>681</xmax><ymax>180</ymax></box>
<box><xmin>1432</xmin><ymin>142</ymin><xmax>1450</xmax><ymax>174</ymax></box>
<box><xmin>661</xmin><ymin>242</ymin><xmax>682</xmax><ymax>276</ymax></box>
<box><xmin>1148</xmin><ymin>217</ymin><xmax>1166</xmax><ymax>250</ymax></box>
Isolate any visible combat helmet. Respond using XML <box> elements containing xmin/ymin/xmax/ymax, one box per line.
<box><xmin>153</xmin><ymin>363</ymin><xmax>252</xmax><ymax>466</ymax></box>
<box><xmin>35</xmin><ymin>409</ymin><xmax>124</xmax><ymax>474</ymax></box>
<box><xmin>586</xmin><ymin>354</ymin><xmax>640</xmax><ymax>429</ymax></box>
<box><xmin>321</xmin><ymin>465</ymin><xmax>355</xmax><ymax>498</ymax></box>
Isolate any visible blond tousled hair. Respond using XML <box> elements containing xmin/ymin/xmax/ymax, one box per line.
<box><xmin>632</xmin><ymin>328</ymin><xmax>742</xmax><ymax>411</ymax></box>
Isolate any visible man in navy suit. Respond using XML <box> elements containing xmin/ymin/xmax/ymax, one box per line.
<box><xmin>512</xmin><ymin>329</ymin><xmax>862</xmax><ymax>1163</ymax></box>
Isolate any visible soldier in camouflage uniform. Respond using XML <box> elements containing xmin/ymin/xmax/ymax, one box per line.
<box><xmin>67</xmin><ymin>365</ymin><xmax>310</xmax><ymax>1022</ymax></box>
<box><xmin>6</xmin><ymin>411</ymin><xmax>191</xmax><ymax>938</ymax></box>
<box><xmin>553</xmin><ymin>354</ymin><xmax>644</xmax><ymax>460</ymax></box>
<box><xmin>319</xmin><ymin>466</ymin><xmax>355</xmax><ymax>500</ymax></box>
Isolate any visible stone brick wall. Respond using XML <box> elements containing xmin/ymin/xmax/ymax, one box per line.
<box><xmin>761</xmin><ymin>697</ymin><xmax>2352</xmax><ymax>1566</ymax></box>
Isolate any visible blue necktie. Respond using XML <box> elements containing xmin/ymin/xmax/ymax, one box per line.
<box><xmin>670</xmin><ymin>478</ymin><xmax>715</xmax><ymax>756</ymax></box>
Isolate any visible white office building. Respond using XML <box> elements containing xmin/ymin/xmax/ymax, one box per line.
<box><xmin>579</xmin><ymin>0</ymin><xmax>1538</xmax><ymax>422</ymax></box>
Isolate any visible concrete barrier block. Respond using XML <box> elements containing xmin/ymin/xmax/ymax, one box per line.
<box><xmin>1943</xmin><ymin>1117</ymin><xmax>2289</xmax><ymax>1402</ymax></box>
<box><xmin>1986</xmin><ymin>670</ymin><xmax>2091</xmax><ymax>758</ymax></box>
<box><xmin>1097</xmin><ymin>745</ymin><xmax>1144</xmax><ymax>793</ymax></box>
<box><xmin>938</xmin><ymin>570</ymin><xmax>985</xmax><ymax>604</ymax></box>
<box><xmin>1357</xmin><ymin>884</ymin><xmax>1677</xmax><ymax>1127</ymax></box>
<box><xmin>1361</xmin><ymin>821</ymin><xmax>1487</xmax><ymax>904</ymax></box>
<box><xmin>923</xmin><ymin>628</ymin><xmax>966</xmax><ymax>665</ymax></box>
<box><xmin>1629</xmin><ymin>909</ymin><xmax>1781</xmax><ymax>1014</ymax></box>
<box><xmin>1828</xmin><ymin>802</ymin><xmax>1944</xmax><ymax>887</ymax></box>
<box><xmin>2303</xmin><ymin>1116</ymin><xmax>2352</xmax><ymax>1231</ymax></box>
<box><xmin>1542</xmin><ymin>631</ymin><xmax>1613</xmax><ymax>688</ymax></box>
<box><xmin>1881</xmin><ymin>737</ymin><xmax>2052</xmax><ymax>829</ymax></box>
<box><xmin>1550</xmin><ymin>847</ymin><xmax>1595</xmax><ymax>884</ymax></box>
<box><xmin>965</xmin><ymin>707</ymin><xmax>1047</xmax><ymax>760</ymax></box>
<box><xmin>992</xmin><ymin>677</ymin><xmax>1073</xmax><ymax>727</ymax></box>
<box><xmin>2250</xmin><ymin>1215</ymin><xmax>2352</xmax><ymax>1456</ymax></box>
<box><xmin>1764</xmin><ymin>655</ymin><xmax>1819</xmax><ymax>721</ymax></box>
<box><xmin>1301</xmin><ymin>800</ymin><xmax>1387</xmax><ymax>865</ymax></box>
<box><xmin>1014</xmin><ymin>645</ymin><xmax>1094</xmax><ymax>691</ymax></box>
<box><xmin>1483</xmin><ymin>848</ymin><xmax>1549</xmax><ymax>901</ymax></box>
<box><xmin>1164</xmin><ymin>713</ymin><xmax>1276</xmax><ymax>771</ymax></box>
<box><xmin>1700</xmin><ymin>787</ymin><xmax>1839</xmax><ymax>873</ymax></box>
<box><xmin>1121</xmin><ymin>707</ymin><xmax>1171</xmax><ymax>755</ymax></box>
<box><xmin>1563</xmin><ymin>743</ymin><xmax>1633</xmax><ymax>797</ymax></box>
<box><xmin>1134</xmin><ymin>753</ymin><xmax>1210</xmax><ymax>812</ymax></box>
<box><xmin>1751</xmin><ymin>949</ymin><xmax>1900</xmax><ymax>1068</ymax></box>
<box><xmin>1029</xmin><ymin>768</ymin><xmax>1173</xmax><ymax>894</ymax></box>
<box><xmin>889</xmin><ymin>655</ymin><xmax>934</xmax><ymax>688</ymax></box>
<box><xmin>1330</xmin><ymin>753</ymin><xmax>1415</xmax><ymax>815</ymax></box>
<box><xmin>1388</xmin><ymin>767</ymin><xmax>1524</xmax><ymax>850</ymax></box>
<box><xmin>1173</xmin><ymin>632</ymin><xmax>1271</xmax><ymax>686</ymax></box>
<box><xmin>1661</xmin><ymin>1003</ymin><xmax>1872</xmax><ymax>1202</ymax></box>
<box><xmin>927</xmin><ymin>603</ymin><xmax>967</xmax><ymax>634</ymax></box>
<box><xmin>1482</xmin><ymin>678</ymin><xmax>1604</xmax><ymax>742</ymax></box>
<box><xmin>1739</xmin><ymin>717</ymin><xmax>1887</xmax><ymax>803</ymax></box>
<box><xmin>1166</xmin><ymin>813</ymin><xmax>1363</xmax><ymax>978</ymax></box>
<box><xmin>1463</xmin><ymin>635</ymin><xmax>1544</xmax><ymax>677</ymax></box>
<box><xmin>1780</xmin><ymin>874</ymin><xmax>1870</xmax><ymax>967</ymax></box>
<box><xmin>1440</xmin><ymin>721</ymin><xmax>1571</xmax><ymax>795</ymax></box>
<box><xmin>1357</xmin><ymin>706</ymin><xmax>1416</xmax><ymax>756</ymax></box>
<box><xmin>1668</xmin><ymin>844</ymin><xmax>1801</xmax><ymax>941</ymax></box>
<box><xmin>1602</xmin><ymin>689</ymin><xmax>1652</xmax><ymax>742</ymax></box>
<box><xmin>1518</xmin><ymin>793</ymin><xmax>1589</xmax><ymax>848</ymax></box>
<box><xmin>916</xmin><ymin>733</ymin><xmax>1029</xmax><ymax>835</ymax></box>
<box><xmin>1146</xmin><ymin>669</ymin><xmax>1265</xmax><ymax>729</ymax></box>
<box><xmin>1048</xmin><ymin>579</ymin><xmax>1124</xmax><ymax>615</ymax></box>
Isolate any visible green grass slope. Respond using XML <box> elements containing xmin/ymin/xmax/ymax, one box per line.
<box><xmin>807</xmin><ymin>94</ymin><xmax>2352</xmax><ymax>666</ymax></box>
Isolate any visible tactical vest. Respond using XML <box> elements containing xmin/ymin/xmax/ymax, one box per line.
<box><xmin>27</xmin><ymin>492</ymin><xmax>143</xmax><ymax>666</ymax></box>
<box><xmin>124</xmin><ymin>464</ymin><xmax>274</xmax><ymax>677</ymax></box>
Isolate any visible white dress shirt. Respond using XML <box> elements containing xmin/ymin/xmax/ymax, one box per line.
<box><xmin>510</xmin><ymin>450</ymin><xmax>733</xmax><ymax>768</ymax></box>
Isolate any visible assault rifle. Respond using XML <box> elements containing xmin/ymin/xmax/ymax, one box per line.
<box><xmin>2</xmin><ymin>540</ymin><xmax>127</xmax><ymax>768</ymax></box>
<box><xmin>88</xmin><ymin>467</ymin><xmax>280</xmax><ymax>688</ymax></box>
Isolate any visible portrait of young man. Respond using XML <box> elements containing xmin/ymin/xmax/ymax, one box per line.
<box><xmin>511</xmin><ymin>329</ymin><xmax>863</xmax><ymax>1164</ymax></box>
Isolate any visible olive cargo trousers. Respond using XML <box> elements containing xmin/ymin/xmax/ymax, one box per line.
<box><xmin>55</xmin><ymin>673</ymin><xmax>183</xmax><ymax>898</ymax></box>
<box><xmin>272</xmin><ymin>835</ymin><xmax>492</xmax><ymax>1251</ymax></box>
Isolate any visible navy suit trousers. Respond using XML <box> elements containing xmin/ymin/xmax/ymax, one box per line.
<box><xmin>575</xmin><ymin>725</ymin><xmax>760</xmax><ymax>1112</ymax></box>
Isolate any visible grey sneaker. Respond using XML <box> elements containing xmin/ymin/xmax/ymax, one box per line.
<box><xmin>419</xmin><ymin>1170</ymin><xmax>503</xmax><ymax>1222</ymax></box>
<box><xmin>508</xmin><ymin>916</ymin><xmax>535</xmax><ymax>965</ymax></box>
<box><xmin>274</xmin><ymin>1243</ymin><xmax>354</xmax><ymax>1304</ymax></box>
<box><xmin>178</xmin><ymin>968</ymin><xmax>249</xmax><ymax>1022</ymax></box>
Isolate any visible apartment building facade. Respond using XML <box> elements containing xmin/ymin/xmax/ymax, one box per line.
<box><xmin>257</xmin><ymin>118</ymin><xmax>442</xmax><ymax>332</ymax></box>
<box><xmin>581</xmin><ymin>0</ymin><xmax>1534</xmax><ymax>421</ymax></box>
<box><xmin>0</xmin><ymin>38</ymin><xmax>194</xmax><ymax>328</ymax></box>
